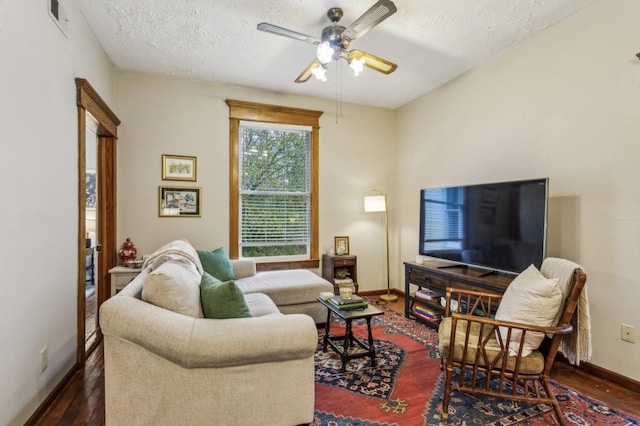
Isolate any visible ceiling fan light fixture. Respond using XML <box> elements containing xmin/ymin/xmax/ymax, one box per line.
<box><xmin>349</xmin><ymin>57</ymin><xmax>365</xmax><ymax>76</ymax></box>
<box><xmin>311</xmin><ymin>64</ymin><xmax>327</xmax><ymax>81</ymax></box>
<box><xmin>317</xmin><ymin>41</ymin><xmax>335</xmax><ymax>64</ymax></box>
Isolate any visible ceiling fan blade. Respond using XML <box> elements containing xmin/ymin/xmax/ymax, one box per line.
<box><xmin>295</xmin><ymin>59</ymin><xmax>322</xmax><ymax>83</ymax></box>
<box><xmin>348</xmin><ymin>50</ymin><xmax>397</xmax><ymax>74</ymax></box>
<box><xmin>344</xmin><ymin>0</ymin><xmax>397</xmax><ymax>41</ymax></box>
<box><xmin>257</xmin><ymin>23</ymin><xmax>320</xmax><ymax>45</ymax></box>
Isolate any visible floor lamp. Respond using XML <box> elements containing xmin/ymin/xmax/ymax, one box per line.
<box><xmin>364</xmin><ymin>190</ymin><xmax>398</xmax><ymax>302</ymax></box>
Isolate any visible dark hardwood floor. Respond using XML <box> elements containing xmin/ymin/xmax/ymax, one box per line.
<box><xmin>36</xmin><ymin>295</ymin><xmax>640</xmax><ymax>425</ymax></box>
<box><xmin>35</xmin><ymin>344</ymin><xmax>105</xmax><ymax>426</ymax></box>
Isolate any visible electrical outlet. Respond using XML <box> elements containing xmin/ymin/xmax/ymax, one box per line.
<box><xmin>621</xmin><ymin>324</ymin><xmax>635</xmax><ymax>343</ymax></box>
<box><xmin>40</xmin><ymin>347</ymin><xmax>48</xmax><ymax>373</ymax></box>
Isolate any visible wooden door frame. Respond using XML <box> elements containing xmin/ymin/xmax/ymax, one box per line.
<box><xmin>75</xmin><ymin>78</ymin><xmax>120</xmax><ymax>364</ymax></box>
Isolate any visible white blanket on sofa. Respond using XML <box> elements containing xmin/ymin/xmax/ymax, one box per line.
<box><xmin>142</xmin><ymin>239</ymin><xmax>204</xmax><ymax>275</ymax></box>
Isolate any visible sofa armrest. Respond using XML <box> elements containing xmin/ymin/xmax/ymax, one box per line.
<box><xmin>232</xmin><ymin>258</ymin><xmax>256</xmax><ymax>279</ymax></box>
<box><xmin>100</xmin><ymin>296</ymin><xmax>317</xmax><ymax>368</ymax></box>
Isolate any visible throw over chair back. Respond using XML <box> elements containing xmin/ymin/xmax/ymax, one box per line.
<box><xmin>437</xmin><ymin>258</ymin><xmax>587</xmax><ymax>426</ymax></box>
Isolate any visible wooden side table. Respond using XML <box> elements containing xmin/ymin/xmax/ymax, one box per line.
<box><xmin>317</xmin><ymin>296</ymin><xmax>384</xmax><ymax>372</ymax></box>
<box><xmin>322</xmin><ymin>254</ymin><xmax>359</xmax><ymax>295</ymax></box>
<box><xmin>109</xmin><ymin>266</ymin><xmax>142</xmax><ymax>297</ymax></box>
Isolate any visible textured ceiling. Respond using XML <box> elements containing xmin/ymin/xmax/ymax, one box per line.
<box><xmin>77</xmin><ymin>0</ymin><xmax>598</xmax><ymax>109</ymax></box>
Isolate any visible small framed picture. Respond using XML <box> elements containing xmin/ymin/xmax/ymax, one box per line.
<box><xmin>159</xmin><ymin>186</ymin><xmax>202</xmax><ymax>217</ymax></box>
<box><xmin>334</xmin><ymin>236</ymin><xmax>350</xmax><ymax>255</ymax></box>
<box><xmin>162</xmin><ymin>154</ymin><xmax>197</xmax><ymax>181</ymax></box>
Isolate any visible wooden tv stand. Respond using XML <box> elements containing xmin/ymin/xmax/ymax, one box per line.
<box><xmin>404</xmin><ymin>260</ymin><xmax>516</xmax><ymax>328</ymax></box>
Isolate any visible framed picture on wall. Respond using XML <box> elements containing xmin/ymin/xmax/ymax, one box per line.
<box><xmin>159</xmin><ymin>186</ymin><xmax>201</xmax><ymax>217</ymax></box>
<box><xmin>162</xmin><ymin>154</ymin><xmax>197</xmax><ymax>181</ymax></box>
<box><xmin>334</xmin><ymin>236</ymin><xmax>349</xmax><ymax>255</ymax></box>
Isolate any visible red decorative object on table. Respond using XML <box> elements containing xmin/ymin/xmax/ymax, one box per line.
<box><xmin>118</xmin><ymin>237</ymin><xmax>137</xmax><ymax>266</ymax></box>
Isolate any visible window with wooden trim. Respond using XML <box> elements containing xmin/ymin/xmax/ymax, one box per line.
<box><xmin>226</xmin><ymin>99</ymin><xmax>323</xmax><ymax>269</ymax></box>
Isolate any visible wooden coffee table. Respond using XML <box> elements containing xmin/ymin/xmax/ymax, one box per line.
<box><xmin>317</xmin><ymin>296</ymin><xmax>384</xmax><ymax>372</ymax></box>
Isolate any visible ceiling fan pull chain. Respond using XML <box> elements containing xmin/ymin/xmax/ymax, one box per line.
<box><xmin>339</xmin><ymin>61</ymin><xmax>342</xmax><ymax>119</ymax></box>
<box><xmin>336</xmin><ymin>62</ymin><xmax>342</xmax><ymax>124</ymax></box>
<box><xmin>336</xmin><ymin>60</ymin><xmax>344</xmax><ymax>124</ymax></box>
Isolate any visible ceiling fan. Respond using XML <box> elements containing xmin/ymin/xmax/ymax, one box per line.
<box><xmin>257</xmin><ymin>0</ymin><xmax>398</xmax><ymax>83</ymax></box>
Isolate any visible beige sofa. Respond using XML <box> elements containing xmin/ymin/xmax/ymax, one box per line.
<box><xmin>100</xmin><ymin>241</ymin><xmax>326</xmax><ymax>425</ymax></box>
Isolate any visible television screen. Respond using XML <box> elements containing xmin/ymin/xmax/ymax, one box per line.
<box><xmin>419</xmin><ymin>178</ymin><xmax>548</xmax><ymax>274</ymax></box>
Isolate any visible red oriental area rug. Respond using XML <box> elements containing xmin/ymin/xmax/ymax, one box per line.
<box><xmin>311</xmin><ymin>304</ymin><xmax>640</xmax><ymax>426</ymax></box>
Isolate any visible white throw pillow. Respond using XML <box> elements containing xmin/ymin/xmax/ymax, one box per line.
<box><xmin>141</xmin><ymin>260</ymin><xmax>204</xmax><ymax>318</ymax></box>
<box><xmin>495</xmin><ymin>264</ymin><xmax>562</xmax><ymax>357</ymax></box>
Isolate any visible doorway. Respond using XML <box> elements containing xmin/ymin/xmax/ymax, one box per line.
<box><xmin>84</xmin><ymin>124</ymin><xmax>98</xmax><ymax>350</ymax></box>
<box><xmin>76</xmin><ymin>78</ymin><xmax>120</xmax><ymax>363</ymax></box>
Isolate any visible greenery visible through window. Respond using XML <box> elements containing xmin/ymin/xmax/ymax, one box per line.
<box><xmin>86</xmin><ymin>171</ymin><xmax>97</xmax><ymax>208</ymax></box>
<box><xmin>239</xmin><ymin>124</ymin><xmax>310</xmax><ymax>258</ymax></box>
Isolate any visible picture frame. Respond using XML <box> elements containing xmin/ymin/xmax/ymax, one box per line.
<box><xmin>159</xmin><ymin>186</ymin><xmax>202</xmax><ymax>217</ymax></box>
<box><xmin>334</xmin><ymin>236</ymin><xmax>350</xmax><ymax>255</ymax></box>
<box><xmin>162</xmin><ymin>154</ymin><xmax>197</xmax><ymax>181</ymax></box>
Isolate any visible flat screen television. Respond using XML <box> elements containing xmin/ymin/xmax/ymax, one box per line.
<box><xmin>419</xmin><ymin>178</ymin><xmax>548</xmax><ymax>274</ymax></box>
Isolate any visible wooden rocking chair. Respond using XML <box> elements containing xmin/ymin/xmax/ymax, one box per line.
<box><xmin>438</xmin><ymin>258</ymin><xmax>587</xmax><ymax>425</ymax></box>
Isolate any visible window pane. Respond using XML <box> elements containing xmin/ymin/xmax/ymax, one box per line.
<box><xmin>239</xmin><ymin>126</ymin><xmax>309</xmax><ymax>192</ymax></box>
<box><xmin>239</xmin><ymin>124</ymin><xmax>311</xmax><ymax>259</ymax></box>
<box><xmin>241</xmin><ymin>245</ymin><xmax>308</xmax><ymax>258</ymax></box>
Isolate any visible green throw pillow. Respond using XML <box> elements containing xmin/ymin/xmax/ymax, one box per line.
<box><xmin>197</xmin><ymin>247</ymin><xmax>236</xmax><ymax>281</ymax></box>
<box><xmin>200</xmin><ymin>272</ymin><xmax>251</xmax><ymax>319</ymax></box>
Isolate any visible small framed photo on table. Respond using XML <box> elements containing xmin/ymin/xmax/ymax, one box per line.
<box><xmin>159</xmin><ymin>186</ymin><xmax>201</xmax><ymax>217</ymax></box>
<box><xmin>334</xmin><ymin>236</ymin><xmax>349</xmax><ymax>255</ymax></box>
<box><xmin>162</xmin><ymin>154</ymin><xmax>197</xmax><ymax>181</ymax></box>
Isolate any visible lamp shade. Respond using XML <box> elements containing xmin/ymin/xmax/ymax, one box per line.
<box><xmin>364</xmin><ymin>195</ymin><xmax>386</xmax><ymax>212</ymax></box>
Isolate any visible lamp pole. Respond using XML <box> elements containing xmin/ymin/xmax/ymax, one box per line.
<box><xmin>377</xmin><ymin>191</ymin><xmax>397</xmax><ymax>302</ymax></box>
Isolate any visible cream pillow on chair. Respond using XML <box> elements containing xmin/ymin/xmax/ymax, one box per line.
<box><xmin>495</xmin><ymin>264</ymin><xmax>562</xmax><ymax>357</ymax></box>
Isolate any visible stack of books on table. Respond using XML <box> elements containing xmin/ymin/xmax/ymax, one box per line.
<box><xmin>329</xmin><ymin>294</ymin><xmax>368</xmax><ymax>310</ymax></box>
<box><xmin>414</xmin><ymin>288</ymin><xmax>445</xmax><ymax>302</ymax></box>
<box><xmin>412</xmin><ymin>304</ymin><xmax>441</xmax><ymax>323</ymax></box>
<box><xmin>319</xmin><ymin>291</ymin><xmax>335</xmax><ymax>301</ymax></box>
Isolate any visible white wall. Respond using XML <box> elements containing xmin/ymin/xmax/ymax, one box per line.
<box><xmin>395</xmin><ymin>0</ymin><xmax>640</xmax><ymax>380</ymax></box>
<box><xmin>0</xmin><ymin>1</ymin><xmax>114</xmax><ymax>424</ymax></box>
<box><xmin>113</xmin><ymin>71</ymin><xmax>396</xmax><ymax>291</ymax></box>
